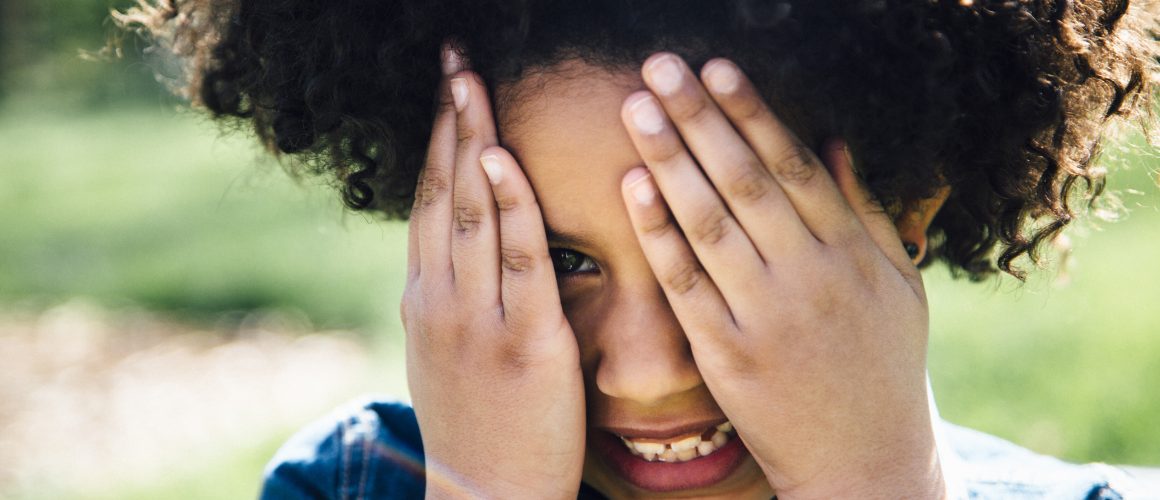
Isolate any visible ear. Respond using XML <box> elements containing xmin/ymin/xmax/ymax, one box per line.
<box><xmin>895</xmin><ymin>187</ymin><xmax>951</xmax><ymax>264</ymax></box>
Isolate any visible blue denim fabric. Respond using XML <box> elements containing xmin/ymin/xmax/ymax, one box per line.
<box><xmin>259</xmin><ymin>397</ymin><xmax>1148</xmax><ymax>499</ymax></box>
<box><xmin>261</xmin><ymin>398</ymin><xmax>425</xmax><ymax>499</ymax></box>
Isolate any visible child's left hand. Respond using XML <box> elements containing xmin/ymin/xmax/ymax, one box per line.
<box><xmin>618</xmin><ymin>53</ymin><xmax>945</xmax><ymax>499</ymax></box>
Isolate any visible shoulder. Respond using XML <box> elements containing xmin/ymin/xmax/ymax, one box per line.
<box><xmin>940</xmin><ymin>420</ymin><xmax>1154</xmax><ymax>499</ymax></box>
<box><xmin>259</xmin><ymin>396</ymin><xmax>426</xmax><ymax>500</ymax></box>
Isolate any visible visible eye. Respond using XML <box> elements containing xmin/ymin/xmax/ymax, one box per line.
<box><xmin>548</xmin><ymin>248</ymin><xmax>598</xmax><ymax>276</ymax></box>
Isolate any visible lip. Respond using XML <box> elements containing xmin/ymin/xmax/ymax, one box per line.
<box><xmin>602</xmin><ymin>418</ymin><xmax>729</xmax><ymax>441</ymax></box>
<box><xmin>591</xmin><ymin>426</ymin><xmax>749</xmax><ymax>492</ymax></box>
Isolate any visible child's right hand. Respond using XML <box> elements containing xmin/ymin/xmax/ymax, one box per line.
<box><xmin>401</xmin><ymin>49</ymin><xmax>586</xmax><ymax>499</ymax></box>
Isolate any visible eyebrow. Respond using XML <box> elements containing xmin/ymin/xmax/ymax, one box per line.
<box><xmin>544</xmin><ymin>223</ymin><xmax>598</xmax><ymax>249</ymax></box>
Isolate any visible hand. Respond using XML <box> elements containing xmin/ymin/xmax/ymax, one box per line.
<box><xmin>618</xmin><ymin>53</ymin><xmax>944</xmax><ymax>499</ymax></box>
<box><xmin>402</xmin><ymin>47</ymin><xmax>585</xmax><ymax>499</ymax></box>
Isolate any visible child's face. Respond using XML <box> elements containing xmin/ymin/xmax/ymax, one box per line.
<box><xmin>496</xmin><ymin>60</ymin><xmax>774</xmax><ymax>498</ymax></box>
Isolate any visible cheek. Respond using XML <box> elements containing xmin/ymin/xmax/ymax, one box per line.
<box><xmin>558</xmin><ymin>279</ymin><xmax>616</xmax><ymax>366</ymax></box>
<box><xmin>559</xmin><ymin>279</ymin><xmax>604</xmax><ymax>336</ymax></box>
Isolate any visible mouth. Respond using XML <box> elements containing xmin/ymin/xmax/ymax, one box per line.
<box><xmin>591</xmin><ymin>420</ymin><xmax>750</xmax><ymax>492</ymax></box>
<box><xmin>618</xmin><ymin>421</ymin><xmax>735</xmax><ymax>463</ymax></box>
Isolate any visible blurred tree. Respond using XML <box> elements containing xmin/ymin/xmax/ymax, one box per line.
<box><xmin>0</xmin><ymin>2</ymin><xmax>5</xmax><ymax>99</ymax></box>
<box><xmin>0</xmin><ymin>0</ymin><xmax>19</xmax><ymax>99</ymax></box>
<box><xmin>0</xmin><ymin>0</ymin><xmax>164</xmax><ymax>107</ymax></box>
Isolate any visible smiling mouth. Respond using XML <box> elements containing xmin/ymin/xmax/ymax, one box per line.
<box><xmin>618</xmin><ymin>422</ymin><xmax>735</xmax><ymax>463</ymax></box>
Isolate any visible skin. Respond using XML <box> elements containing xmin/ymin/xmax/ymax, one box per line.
<box><xmin>403</xmin><ymin>47</ymin><xmax>950</xmax><ymax>499</ymax></box>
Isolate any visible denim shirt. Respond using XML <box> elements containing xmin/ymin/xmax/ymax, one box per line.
<box><xmin>259</xmin><ymin>396</ymin><xmax>1149</xmax><ymax>499</ymax></box>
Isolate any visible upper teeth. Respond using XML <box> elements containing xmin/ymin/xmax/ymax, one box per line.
<box><xmin>619</xmin><ymin>422</ymin><xmax>735</xmax><ymax>463</ymax></box>
<box><xmin>670</xmin><ymin>435</ymin><xmax>701</xmax><ymax>453</ymax></box>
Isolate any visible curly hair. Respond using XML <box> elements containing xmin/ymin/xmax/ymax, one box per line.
<box><xmin>116</xmin><ymin>0</ymin><xmax>1158</xmax><ymax>280</ymax></box>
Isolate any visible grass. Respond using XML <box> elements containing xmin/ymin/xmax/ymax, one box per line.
<box><xmin>0</xmin><ymin>100</ymin><xmax>409</xmax><ymax>333</ymax></box>
<box><xmin>1</xmin><ymin>101</ymin><xmax>1157</xmax><ymax>498</ymax></box>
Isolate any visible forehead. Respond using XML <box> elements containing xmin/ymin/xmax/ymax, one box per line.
<box><xmin>496</xmin><ymin>61</ymin><xmax>646</xmax><ymax>245</ymax></box>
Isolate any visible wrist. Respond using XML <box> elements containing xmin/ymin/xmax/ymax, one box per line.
<box><xmin>775</xmin><ymin>460</ymin><xmax>946</xmax><ymax>500</ymax></box>
<box><xmin>770</xmin><ymin>429</ymin><xmax>946</xmax><ymax>500</ymax></box>
<box><xmin>426</xmin><ymin>482</ymin><xmax>578</xmax><ymax>500</ymax></box>
<box><xmin>422</xmin><ymin>458</ymin><xmax>580</xmax><ymax>500</ymax></box>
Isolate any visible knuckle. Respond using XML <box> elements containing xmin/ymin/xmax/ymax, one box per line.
<box><xmin>689</xmin><ymin>208</ymin><xmax>732</xmax><ymax>246</ymax></box>
<box><xmin>642</xmin><ymin>136</ymin><xmax>684</xmax><ymax>165</ymax></box>
<box><xmin>453</xmin><ymin>201</ymin><xmax>485</xmax><ymax>236</ymax></box>
<box><xmin>493</xmin><ymin>190</ymin><xmax>527</xmax><ymax>214</ymax></box>
<box><xmin>638</xmin><ymin>211</ymin><xmax>675</xmax><ymax>238</ymax></box>
<box><xmin>731</xmin><ymin>93</ymin><xmax>766</xmax><ymax>122</ymax></box>
<box><xmin>706</xmin><ymin>343</ymin><xmax>759</xmax><ymax>377</ymax></box>
<box><xmin>774</xmin><ymin>144</ymin><xmax>818</xmax><ymax>186</ymax></box>
<box><xmin>494</xmin><ymin>339</ymin><xmax>542</xmax><ymax>373</ymax></box>
<box><xmin>491</xmin><ymin>321</ymin><xmax>557</xmax><ymax>371</ymax></box>
<box><xmin>663</xmin><ymin>261</ymin><xmax>704</xmax><ymax>296</ymax></box>
<box><xmin>500</xmin><ymin>246</ymin><xmax>537</xmax><ymax>274</ymax></box>
<box><xmin>438</xmin><ymin>91</ymin><xmax>456</xmax><ymax>112</ymax></box>
<box><xmin>671</xmin><ymin>93</ymin><xmax>713</xmax><ymax>125</ymax></box>
<box><xmin>415</xmin><ymin>169</ymin><xmax>451</xmax><ymax>209</ymax></box>
<box><xmin>808</xmin><ymin>287</ymin><xmax>843</xmax><ymax>319</ymax></box>
<box><xmin>727</xmin><ymin>165</ymin><xmax>772</xmax><ymax>203</ymax></box>
<box><xmin>400</xmin><ymin>294</ymin><xmax>435</xmax><ymax>339</ymax></box>
<box><xmin>456</xmin><ymin>128</ymin><xmax>478</xmax><ymax>149</ymax></box>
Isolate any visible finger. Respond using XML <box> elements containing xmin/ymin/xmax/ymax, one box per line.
<box><xmin>621</xmin><ymin>167</ymin><xmax>738</xmax><ymax>344</ymax></box>
<box><xmin>821</xmin><ymin>141</ymin><xmax>921</xmax><ymax>287</ymax></box>
<box><xmin>449</xmin><ymin>71</ymin><xmax>501</xmax><ymax>303</ymax></box>
<box><xmin>412</xmin><ymin>44</ymin><xmax>463</xmax><ymax>281</ymax></box>
<box><xmin>700</xmin><ymin>58</ymin><xmax>865</xmax><ymax>246</ymax></box>
<box><xmin>478</xmin><ymin>146</ymin><xmax>564</xmax><ymax>332</ymax></box>
<box><xmin>621</xmin><ymin>91</ymin><xmax>769</xmax><ymax>306</ymax></box>
<box><xmin>407</xmin><ymin>178</ymin><xmax>423</xmax><ymax>283</ymax></box>
<box><xmin>640</xmin><ymin>53</ymin><xmax>814</xmax><ymax>258</ymax></box>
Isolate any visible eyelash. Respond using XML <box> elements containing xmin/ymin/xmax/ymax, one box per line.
<box><xmin>548</xmin><ymin>248</ymin><xmax>599</xmax><ymax>277</ymax></box>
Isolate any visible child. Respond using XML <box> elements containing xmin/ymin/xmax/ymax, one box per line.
<box><xmin>120</xmin><ymin>0</ymin><xmax>1157</xmax><ymax>497</ymax></box>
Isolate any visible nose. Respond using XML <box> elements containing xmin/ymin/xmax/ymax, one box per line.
<box><xmin>588</xmin><ymin>282</ymin><xmax>704</xmax><ymax>406</ymax></box>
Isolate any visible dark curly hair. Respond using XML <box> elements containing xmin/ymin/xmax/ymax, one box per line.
<box><xmin>116</xmin><ymin>0</ymin><xmax>1158</xmax><ymax>280</ymax></box>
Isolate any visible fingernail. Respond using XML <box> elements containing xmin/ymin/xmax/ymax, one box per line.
<box><xmin>441</xmin><ymin>44</ymin><xmax>462</xmax><ymax>75</ymax></box>
<box><xmin>480</xmin><ymin>155</ymin><xmax>503</xmax><ymax>185</ymax></box>
<box><xmin>645</xmin><ymin>55</ymin><xmax>683</xmax><ymax>95</ymax></box>
<box><xmin>627</xmin><ymin>170</ymin><xmax>657</xmax><ymax>205</ymax></box>
<box><xmin>450</xmin><ymin>78</ymin><xmax>468</xmax><ymax>111</ymax></box>
<box><xmin>704</xmin><ymin>61</ymin><xmax>740</xmax><ymax>94</ymax></box>
<box><xmin>629</xmin><ymin>96</ymin><xmax>665</xmax><ymax>135</ymax></box>
<box><xmin>832</xmin><ymin>141</ymin><xmax>855</xmax><ymax>170</ymax></box>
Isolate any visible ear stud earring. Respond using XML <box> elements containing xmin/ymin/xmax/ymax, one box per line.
<box><xmin>904</xmin><ymin>242</ymin><xmax>920</xmax><ymax>260</ymax></box>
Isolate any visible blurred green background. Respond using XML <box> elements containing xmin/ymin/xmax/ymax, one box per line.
<box><xmin>0</xmin><ymin>1</ymin><xmax>1157</xmax><ymax>498</ymax></box>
